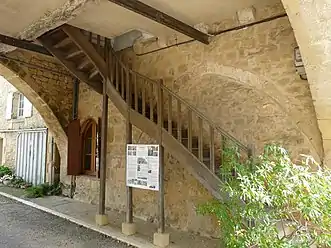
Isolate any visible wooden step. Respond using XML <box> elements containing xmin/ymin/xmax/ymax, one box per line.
<box><xmin>89</xmin><ymin>68</ymin><xmax>99</xmax><ymax>79</ymax></box>
<box><xmin>77</xmin><ymin>59</ymin><xmax>91</xmax><ymax>70</ymax></box>
<box><xmin>66</xmin><ymin>49</ymin><xmax>83</xmax><ymax>59</ymax></box>
<box><xmin>54</xmin><ymin>37</ymin><xmax>72</xmax><ymax>49</ymax></box>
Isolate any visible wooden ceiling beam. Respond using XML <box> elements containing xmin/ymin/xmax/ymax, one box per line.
<box><xmin>0</xmin><ymin>33</ymin><xmax>52</xmax><ymax>56</ymax></box>
<box><xmin>107</xmin><ymin>0</ymin><xmax>211</xmax><ymax>44</ymax></box>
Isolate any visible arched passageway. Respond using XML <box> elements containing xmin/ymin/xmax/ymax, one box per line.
<box><xmin>0</xmin><ymin>50</ymin><xmax>74</xmax><ymax>172</ymax></box>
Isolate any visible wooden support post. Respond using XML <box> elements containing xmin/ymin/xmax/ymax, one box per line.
<box><xmin>126</xmin><ymin>70</ymin><xmax>133</xmax><ymax>223</ymax></box>
<box><xmin>96</xmin><ymin>39</ymin><xmax>109</xmax><ymax>226</ymax></box>
<box><xmin>125</xmin><ymin>123</ymin><xmax>133</xmax><ymax>222</ymax></box>
<box><xmin>153</xmin><ymin>79</ymin><xmax>169</xmax><ymax>247</ymax></box>
<box><xmin>157</xmin><ymin>80</ymin><xmax>165</xmax><ymax>233</ymax></box>
<box><xmin>69</xmin><ymin>78</ymin><xmax>80</xmax><ymax>198</ymax></box>
<box><xmin>122</xmin><ymin>69</ymin><xmax>136</xmax><ymax>236</ymax></box>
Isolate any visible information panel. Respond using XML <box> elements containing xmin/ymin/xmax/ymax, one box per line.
<box><xmin>126</xmin><ymin>144</ymin><xmax>159</xmax><ymax>191</ymax></box>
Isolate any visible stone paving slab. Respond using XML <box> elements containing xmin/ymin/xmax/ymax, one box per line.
<box><xmin>0</xmin><ymin>186</ymin><xmax>219</xmax><ymax>248</ymax></box>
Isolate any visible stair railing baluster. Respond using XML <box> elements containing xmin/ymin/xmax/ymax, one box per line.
<box><xmin>221</xmin><ymin>135</ymin><xmax>226</xmax><ymax>181</ymax></box>
<box><xmin>149</xmin><ymin>82</ymin><xmax>154</xmax><ymax>121</ymax></box>
<box><xmin>157</xmin><ymin>80</ymin><xmax>164</xmax><ymax>129</ymax></box>
<box><xmin>126</xmin><ymin>69</ymin><xmax>131</xmax><ymax>110</ymax></box>
<box><xmin>188</xmin><ymin>110</ymin><xmax>193</xmax><ymax>152</ymax></box>
<box><xmin>111</xmin><ymin>52</ymin><xmax>115</xmax><ymax>85</ymax></box>
<box><xmin>115</xmin><ymin>60</ymin><xmax>119</xmax><ymax>90</ymax></box>
<box><xmin>177</xmin><ymin>100</ymin><xmax>182</xmax><ymax>142</ymax></box>
<box><xmin>168</xmin><ymin>94</ymin><xmax>172</xmax><ymax>134</ymax></box>
<box><xmin>210</xmin><ymin>126</ymin><xmax>215</xmax><ymax>173</ymax></box>
<box><xmin>134</xmin><ymin>74</ymin><xmax>138</xmax><ymax>111</ymax></box>
<box><xmin>121</xmin><ymin>66</ymin><xmax>125</xmax><ymax>99</ymax></box>
<box><xmin>198</xmin><ymin>117</ymin><xmax>203</xmax><ymax>161</ymax></box>
<box><xmin>97</xmin><ymin>35</ymin><xmax>101</xmax><ymax>55</ymax></box>
<box><xmin>142</xmin><ymin>80</ymin><xmax>146</xmax><ymax>117</ymax></box>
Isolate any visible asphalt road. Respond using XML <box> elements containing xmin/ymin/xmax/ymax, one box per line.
<box><xmin>0</xmin><ymin>195</ymin><xmax>134</xmax><ymax>248</ymax></box>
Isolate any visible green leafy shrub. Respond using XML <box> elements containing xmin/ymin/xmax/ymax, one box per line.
<box><xmin>25</xmin><ymin>183</ymin><xmax>62</xmax><ymax>198</ymax></box>
<box><xmin>0</xmin><ymin>165</ymin><xmax>12</xmax><ymax>177</ymax></box>
<box><xmin>198</xmin><ymin>144</ymin><xmax>331</xmax><ymax>248</ymax></box>
<box><xmin>10</xmin><ymin>176</ymin><xmax>31</xmax><ymax>188</ymax></box>
<box><xmin>25</xmin><ymin>185</ymin><xmax>44</xmax><ymax>198</ymax></box>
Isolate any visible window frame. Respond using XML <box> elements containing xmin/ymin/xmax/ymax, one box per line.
<box><xmin>17</xmin><ymin>93</ymin><xmax>25</xmax><ymax>118</ymax></box>
<box><xmin>81</xmin><ymin>119</ymin><xmax>98</xmax><ymax>176</ymax></box>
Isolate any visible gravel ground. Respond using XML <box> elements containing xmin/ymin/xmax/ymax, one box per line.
<box><xmin>0</xmin><ymin>195</ymin><xmax>134</xmax><ymax>248</ymax></box>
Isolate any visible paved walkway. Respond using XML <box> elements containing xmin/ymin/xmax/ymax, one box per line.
<box><xmin>0</xmin><ymin>186</ymin><xmax>219</xmax><ymax>248</ymax></box>
<box><xmin>0</xmin><ymin>195</ymin><xmax>132</xmax><ymax>248</ymax></box>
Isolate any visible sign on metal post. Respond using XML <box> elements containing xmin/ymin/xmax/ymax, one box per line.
<box><xmin>126</xmin><ymin>144</ymin><xmax>159</xmax><ymax>191</ymax></box>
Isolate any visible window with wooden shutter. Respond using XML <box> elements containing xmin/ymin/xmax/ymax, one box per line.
<box><xmin>67</xmin><ymin>119</ymin><xmax>81</xmax><ymax>175</ymax></box>
<box><xmin>81</xmin><ymin>119</ymin><xmax>99</xmax><ymax>176</ymax></box>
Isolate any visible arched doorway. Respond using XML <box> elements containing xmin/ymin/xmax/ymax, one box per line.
<box><xmin>0</xmin><ymin>63</ymin><xmax>68</xmax><ymax>180</ymax></box>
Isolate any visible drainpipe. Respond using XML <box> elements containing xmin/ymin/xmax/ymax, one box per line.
<box><xmin>70</xmin><ymin>78</ymin><xmax>80</xmax><ymax>198</ymax></box>
<box><xmin>50</xmin><ymin>137</ymin><xmax>55</xmax><ymax>184</ymax></box>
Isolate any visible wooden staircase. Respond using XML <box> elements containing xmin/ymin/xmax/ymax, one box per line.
<box><xmin>39</xmin><ymin>25</ymin><xmax>251</xmax><ymax>200</ymax></box>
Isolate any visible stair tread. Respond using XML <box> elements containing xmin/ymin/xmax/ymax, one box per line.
<box><xmin>66</xmin><ymin>49</ymin><xmax>83</xmax><ymax>59</ymax></box>
<box><xmin>77</xmin><ymin>59</ymin><xmax>91</xmax><ymax>70</ymax></box>
<box><xmin>54</xmin><ymin>37</ymin><xmax>72</xmax><ymax>49</ymax></box>
<box><xmin>89</xmin><ymin>68</ymin><xmax>99</xmax><ymax>79</ymax></box>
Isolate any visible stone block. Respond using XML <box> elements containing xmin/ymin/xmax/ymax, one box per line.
<box><xmin>95</xmin><ymin>214</ymin><xmax>109</xmax><ymax>226</ymax></box>
<box><xmin>237</xmin><ymin>6</ymin><xmax>256</xmax><ymax>24</ymax></box>
<box><xmin>318</xmin><ymin>120</ymin><xmax>331</xmax><ymax>139</ymax></box>
<box><xmin>121</xmin><ymin>222</ymin><xmax>137</xmax><ymax>236</ymax></box>
<box><xmin>153</xmin><ymin>232</ymin><xmax>170</xmax><ymax>247</ymax></box>
<box><xmin>193</xmin><ymin>23</ymin><xmax>209</xmax><ymax>34</ymax></box>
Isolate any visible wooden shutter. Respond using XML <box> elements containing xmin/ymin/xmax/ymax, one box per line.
<box><xmin>23</xmin><ymin>97</ymin><xmax>33</xmax><ymax>118</ymax></box>
<box><xmin>67</xmin><ymin>119</ymin><xmax>82</xmax><ymax>175</ymax></box>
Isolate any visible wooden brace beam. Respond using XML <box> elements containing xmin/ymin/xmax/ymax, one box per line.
<box><xmin>0</xmin><ymin>33</ymin><xmax>52</xmax><ymax>56</ymax></box>
<box><xmin>107</xmin><ymin>0</ymin><xmax>210</xmax><ymax>44</ymax></box>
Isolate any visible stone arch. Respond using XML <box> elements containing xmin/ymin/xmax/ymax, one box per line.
<box><xmin>173</xmin><ymin>63</ymin><xmax>323</xmax><ymax>161</ymax></box>
<box><xmin>280</xmin><ymin>0</ymin><xmax>331</xmax><ymax>165</ymax></box>
<box><xmin>0</xmin><ymin>63</ymin><xmax>68</xmax><ymax>170</ymax></box>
